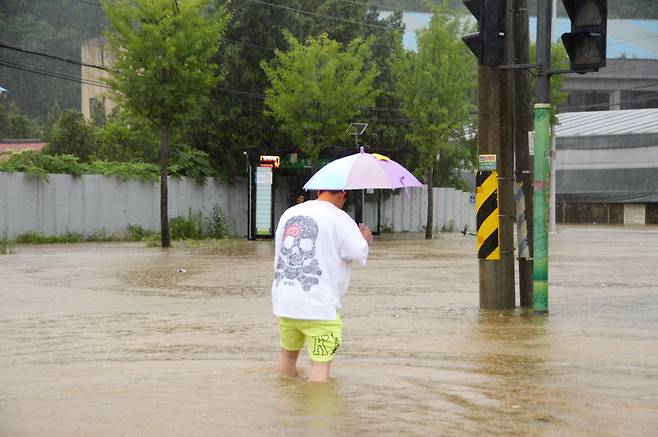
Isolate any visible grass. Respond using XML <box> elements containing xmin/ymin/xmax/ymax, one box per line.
<box><xmin>7</xmin><ymin>210</ymin><xmax>231</xmax><ymax>248</ymax></box>
<box><xmin>1</xmin><ymin>230</ymin><xmax>15</xmax><ymax>255</ymax></box>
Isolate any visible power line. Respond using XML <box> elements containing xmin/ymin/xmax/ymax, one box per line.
<box><xmin>562</xmin><ymin>91</ymin><xmax>658</xmax><ymax>111</ymax></box>
<box><xmin>333</xmin><ymin>0</ymin><xmax>393</xmax><ymax>11</ymax></box>
<box><xmin>77</xmin><ymin>0</ymin><xmax>102</xmax><ymax>7</ymax></box>
<box><xmin>0</xmin><ymin>59</ymin><xmax>110</xmax><ymax>88</ymax></box>
<box><xmin>0</xmin><ymin>43</ymin><xmax>107</xmax><ymax>70</ymax></box>
<box><xmin>0</xmin><ymin>49</ymin><xmax>408</xmax><ymax>113</ymax></box>
<box><xmin>245</xmin><ymin>0</ymin><xmax>395</xmax><ymax>31</ymax></box>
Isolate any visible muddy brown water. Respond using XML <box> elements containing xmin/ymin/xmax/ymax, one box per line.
<box><xmin>1</xmin><ymin>226</ymin><xmax>657</xmax><ymax>436</ymax></box>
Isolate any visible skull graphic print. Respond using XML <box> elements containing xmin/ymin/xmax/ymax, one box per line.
<box><xmin>275</xmin><ymin>215</ymin><xmax>322</xmax><ymax>292</ymax></box>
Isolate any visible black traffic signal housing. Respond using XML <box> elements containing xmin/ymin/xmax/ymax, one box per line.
<box><xmin>561</xmin><ymin>0</ymin><xmax>607</xmax><ymax>72</ymax></box>
<box><xmin>462</xmin><ymin>0</ymin><xmax>507</xmax><ymax>66</ymax></box>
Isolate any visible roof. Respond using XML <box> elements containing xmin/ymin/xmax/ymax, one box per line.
<box><xmin>386</xmin><ymin>12</ymin><xmax>658</xmax><ymax>59</ymax></box>
<box><xmin>0</xmin><ymin>141</ymin><xmax>47</xmax><ymax>153</ymax></box>
<box><xmin>555</xmin><ymin>108</ymin><xmax>658</xmax><ymax>137</ymax></box>
<box><xmin>554</xmin><ymin>109</ymin><xmax>658</xmax><ymax>203</ymax></box>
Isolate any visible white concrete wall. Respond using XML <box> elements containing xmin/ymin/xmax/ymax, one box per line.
<box><xmin>378</xmin><ymin>186</ymin><xmax>476</xmax><ymax>234</ymax></box>
<box><xmin>0</xmin><ymin>172</ymin><xmax>475</xmax><ymax>239</ymax></box>
<box><xmin>0</xmin><ymin>172</ymin><xmax>247</xmax><ymax>238</ymax></box>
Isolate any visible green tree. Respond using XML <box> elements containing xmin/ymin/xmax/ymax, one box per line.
<box><xmin>391</xmin><ymin>5</ymin><xmax>475</xmax><ymax>239</ymax></box>
<box><xmin>183</xmin><ymin>1</ymin><xmax>406</xmax><ymax>181</ymax></box>
<box><xmin>358</xmin><ymin>10</ymin><xmax>411</xmax><ymax>162</ymax></box>
<box><xmin>262</xmin><ymin>32</ymin><xmax>379</xmax><ymax>161</ymax></box>
<box><xmin>96</xmin><ymin>110</ymin><xmax>159</xmax><ymax>163</ymax></box>
<box><xmin>43</xmin><ymin>110</ymin><xmax>97</xmax><ymax>161</ymax></box>
<box><xmin>0</xmin><ymin>99</ymin><xmax>42</xmax><ymax>138</ymax></box>
<box><xmin>102</xmin><ymin>0</ymin><xmax>230</xmax><ymax>248</ymax></box>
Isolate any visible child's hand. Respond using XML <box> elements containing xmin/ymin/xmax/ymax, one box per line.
<box><xmin>359</xmin><ymin>223</ymin><xmax>373</xmax><ymax>246</ymax></box>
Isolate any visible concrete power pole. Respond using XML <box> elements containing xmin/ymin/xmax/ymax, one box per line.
<box><xmin>473</xmin><ymin>1</ymin><xmax>516</xmax><ymax>310</ymax></box>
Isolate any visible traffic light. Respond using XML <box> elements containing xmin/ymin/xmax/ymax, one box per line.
<box><xmin>561</xmin><ymin>0</ymin><xmax>607</xmax><ymax>72</ymax></box>
<box><xmin>462</xmin><ymin>0</ymin><xmax>507</xmax><ymax>66</ymax></box>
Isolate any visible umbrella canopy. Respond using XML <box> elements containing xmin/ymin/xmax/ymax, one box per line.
<box><xmin>303</xmin><ymin>148</ymin><xmax>422</xmax><ymax>191</ymax></box>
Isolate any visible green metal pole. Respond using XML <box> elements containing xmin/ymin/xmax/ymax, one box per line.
<box><xmin>533</xmin><ymin>103</ymin><xmax>550</xmax><ymax>313</ymax></box>
<box><xmin>533</xmin><ymin>0</ymin><xmax>552</xmax><ymax>314</ymax></box>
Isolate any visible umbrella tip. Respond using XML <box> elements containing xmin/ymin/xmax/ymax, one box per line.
<box><xmin>359</xmin><ymin>145</ymin><xmax>364</xmax><ymax>154</ymax></box>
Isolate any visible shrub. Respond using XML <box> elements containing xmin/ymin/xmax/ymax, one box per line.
<box><xmin>169</xmin><ymin>210</ymin><xmax>203</xmax><ymax>240</ymax></box>
<box><xmin>126</xmin><ymin>224</ymin><xmax>156</xmax><ymax>241</ymax></box>
<box><xmin>205</xmin><ymin>205</ymin><xmax>229</xmax><ymax>239</ymax></box>
<box><xmin>441</xmin><ymin>220</ymin><xmax>456</xmax><ymax>233</ymax></box>
<box><xmin>15</xmin><ymin>230</ymin><xmax>84</xmax><ymax>244</ymax></box>
<box><xmin>84</xmin><ymin>160</ymin><xmax>159</xmax><ymax>182</ymax></box>
<box><xmin>95</xmin><ymin>111</ymin><xmax>159</xmax><ymax>163</ymax></box>
<box><xmin>43</xmin><ymin>110</ymin><xmax>97</xmax><ymax>162</ymax></box>
<box><xmin>0</xmin><ymin>151</ymin><xmax>84</xmax><ymax>179</ymax></box>
<box><xmin>169</xmin><ymin>146</ymin><xmax>215</xmax><ymax>184</ymax></box>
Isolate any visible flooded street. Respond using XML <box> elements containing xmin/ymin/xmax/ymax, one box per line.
<box><xmin>1</xmin><ymin>226</ymin><xmax>657</xmax><ymax>436</ymax></box>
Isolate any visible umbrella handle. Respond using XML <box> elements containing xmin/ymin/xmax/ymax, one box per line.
<box><xmin>400</xmin><ymin>176</ymin><xmax>411</xmax><ymax>199</ymax></box>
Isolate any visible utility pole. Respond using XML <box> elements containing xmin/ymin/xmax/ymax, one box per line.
<box><xmin>464</xmin><ymin>0</ymin><xmax>607</xmax><ymax>314</ymax></box>
<box><xmin>463</xmin><ymin>0</ymin><xmax>515</xmax><ymax>309</ymax></box>
<box><xmin>533</xmin><ymin>0</ymin><xmax>552</xmax><ymax>314</ymax></box>
<box><xmin>512</xmin><ymin>0</ymin><xmax>533</xmax><ymax>308</ymax></box>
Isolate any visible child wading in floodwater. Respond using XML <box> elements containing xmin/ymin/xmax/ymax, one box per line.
<box><xmin>271</xmin><ymin>190</ymin><xmax>372</xmax><ymax>382</ymax></box>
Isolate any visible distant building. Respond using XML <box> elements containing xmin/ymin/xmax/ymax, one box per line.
<box><xmin>399</xmin><ymin>13</ymin><xmax>658</xmax><ymax>111</ymax></box>
<box><xmin>561</xmin><ymin>59</ymin><xmax>658</xmax><ymax>112</ymax></box>
<box><xmin>80</xmin><ymin>37</ymin><xmax>115</xmax><ymax>121</ymax></box>
<box><xmin>395</xmin><ymin>12</ymin><xmax>658</xmax><ymax>224</ymax></box>
<box><xmin>555</xmin><ymin>108</ymin><xmax>658</xmax><ymax>224</ymax></box>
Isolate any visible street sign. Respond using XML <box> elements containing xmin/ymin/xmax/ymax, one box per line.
<box><xmin>479</xmin><ymin>154</ymin><xmax>497</xmax><ymax>171</ymax></box>
<box><xmin>259</xmin><ymin>155</ymin><xmax>280</xmax><ymax>168</ymax></box>
<box><xmin>280</xmin><ymin>156</ymin><xmax>332</xmax><ymax>169</ymax></box>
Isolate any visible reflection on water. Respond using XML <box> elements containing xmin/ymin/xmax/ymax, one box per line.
<box><xmin>1</xmin><ymin>227</ymin><xmax>658</xmax><ymax>436</ymax></box>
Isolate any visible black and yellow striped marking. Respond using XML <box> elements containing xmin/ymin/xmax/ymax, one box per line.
<box><xmin>476</xmin><ymin>171</ymin><xmax>500</xmax><ymax>260</ymax></box>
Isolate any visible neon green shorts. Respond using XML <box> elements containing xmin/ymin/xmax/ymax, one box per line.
<box><xmin>277</xmin><ymin>315</ymin><xmax>342</xmax><ymax>363</ymax></box>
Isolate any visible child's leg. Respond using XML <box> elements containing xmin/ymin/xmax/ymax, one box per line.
<box><xmin>276</xmin><ymin>349</ymin><xmax>300</xmax><ymax>377</ymax></box>
<box><xmin>305</xmin><ymin>316</ymin><xmax>341</xmax><ymax>382</ymax></box>
<box><xmin>309</xmin><ymin>361</ymin><xmax>331</xmax><ymax>382</ymax></box>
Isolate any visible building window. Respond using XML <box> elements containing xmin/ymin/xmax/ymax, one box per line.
<box><xmin>565</xmin><ymin>91</ymin><xmax>611</xmax><ymax>112</ymax></box>
<box><xmin>620</xmin><ymin>91</ymin><xmax>658</xmax><ymax>110</ymax></box>
<box><xmin>89</xmin><ymin>97</ymin><xmax>106</xmax><ymax>125</ymax></box>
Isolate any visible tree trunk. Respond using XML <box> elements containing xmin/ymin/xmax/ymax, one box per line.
<box><xmin>159</xmin><ymin>125</ymin><xmax>171</xmax><ymax>248</ymax></box>
<box><xmin>425</xmin><ymin>165</ymin><xmax>433</xmax><ymax>240</ymax></box>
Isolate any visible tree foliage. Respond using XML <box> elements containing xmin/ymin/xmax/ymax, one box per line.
<box><xmin>391</xmin><ymin>5</ymin><xmax>475</xmax><ymax>174</ymax></box>
<box><xmin>101</xmin><ymin>0</ymin><xmax>230</xmax><ymax>128</ymax></box>
<box><xmin>43</xmin><ymin>110</ymin><xmax>97</xmax><ymax>161</ymax></box>
<box><xmin>391</xmin><ymin>5</ymin><xmax>475</xmax><ymax>239</ymax></box>
<box><xmin>96</xmin><ymin>110</ymin><xmax>159</xmax><ymax>163</ymax></box>
<box><xmin>102</xmin><ymin>0</ymin><xmax>230</xmax><ymax>247</ymax></box>
<box><xmin>0</xmin><ymin>99</ymin><xmax>42</xmax><ymax>138</ymax></box>
<box><xmin>262</xmin><ymin>32</ymin><xmax>379</xmax><ymax>161</ymax></box>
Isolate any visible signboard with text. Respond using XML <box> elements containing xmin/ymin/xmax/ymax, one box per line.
<box><xmin>478</xmin><ymin>154</ymin><xmax>497</xmax><ymax>171</ymax></box>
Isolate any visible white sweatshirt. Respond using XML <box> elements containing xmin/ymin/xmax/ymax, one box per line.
<box><xmin>271</xmin><ymin>200</ymin><xmax>369</xmax><ymax>320</ymax></box>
